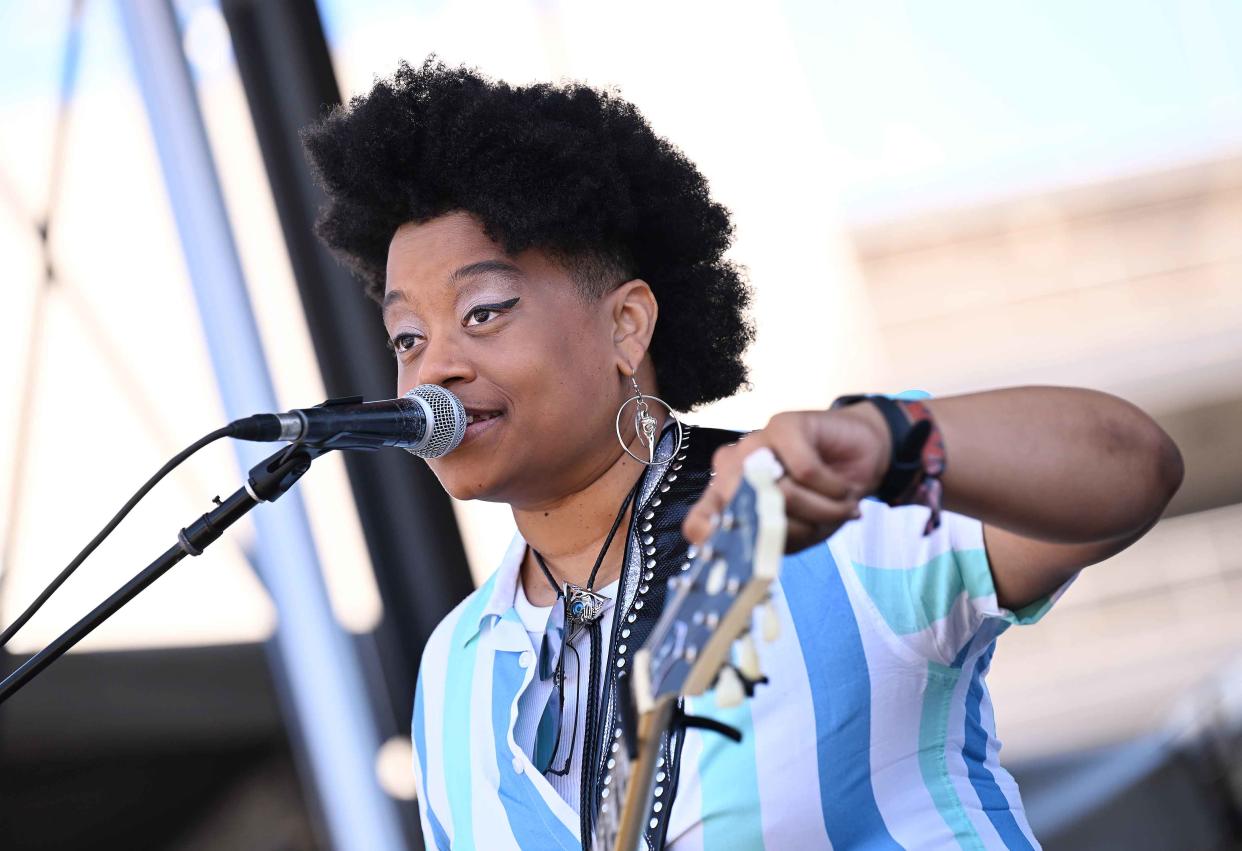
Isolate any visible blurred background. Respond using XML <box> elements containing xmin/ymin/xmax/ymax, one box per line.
<box><xmin>0</xmin><ymin>0</ymin><xmax>1239</xmax><ymax>848</ymax></box>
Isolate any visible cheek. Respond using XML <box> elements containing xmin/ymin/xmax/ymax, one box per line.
<box><xmin>532</xmin><ymin>338</ymin><xmax>612</xmax><ymax>417</ymax></box>
<box><xmin>505</xmin><ymin>323</ymin><xmax>607</xmax><ymax>393</ymax></box>
<box><xmin>393</xmin><ymin>355</ymin><xmax>423</xmax><ymax>396</ymax></box>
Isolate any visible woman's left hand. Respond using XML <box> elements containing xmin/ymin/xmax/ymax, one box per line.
<box><xmin>682</xmin><ymin>407</ymin><xmax>892</xmax><ymax>553</ymax></box>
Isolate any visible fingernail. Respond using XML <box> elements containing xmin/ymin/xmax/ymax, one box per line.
<box><xmin>708</xmin><ymin>512</ymin><xmax>721</xmax><ymax>531</ymax></box>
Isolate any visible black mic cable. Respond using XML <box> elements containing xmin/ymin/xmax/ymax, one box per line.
<box><xmin>0</xmin><ymin>385</ymin><xmax>465</xmax><ymax>648</ymax></box>
<box><xmin>0</xmin><ymin>425</ymin><xmax>233</xmax><ymax>648</ymax></box>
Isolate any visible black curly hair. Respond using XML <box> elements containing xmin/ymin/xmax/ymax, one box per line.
<box><xmin>302</xmin><ymin>57</ymin><xmax>753</xmax><ymax>411</ymax></box>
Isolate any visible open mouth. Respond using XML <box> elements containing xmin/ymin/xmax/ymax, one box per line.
<box><xmin>460</xmin><ymin>407</ymin><xmax>505</xmax><ymax>445</ymax></box>
<box><xmin>465</xmin><ymin>410</ymin><xmax>503</xmax><ymax>425</ymax></box>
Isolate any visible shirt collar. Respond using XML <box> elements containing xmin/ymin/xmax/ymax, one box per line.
<box><xmin>460</xmin><ymin>529</ymin><xmax>528</xmax><ymax>647</ymax></box>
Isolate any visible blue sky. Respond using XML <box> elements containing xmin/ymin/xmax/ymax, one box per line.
<box><xmin>2</xmin><ymin>0</ymin><xmax>1239</xmax><ymax>219</ymax></box>
<box><xmin>779</xmin><ymin>0</ymin><xmax>1242</xmax><ymax>216</ymax></box>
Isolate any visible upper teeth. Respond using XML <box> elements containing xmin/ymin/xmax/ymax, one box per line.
<box><xmin>467</xmin><ymin>412</ymin><xmax>499</xmax><ymax>424</ymax></box>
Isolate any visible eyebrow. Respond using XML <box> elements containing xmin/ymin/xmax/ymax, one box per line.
<box><xmin>448</xmin><ymin>259</ymin><xmax>523</xmax><ymax>285</ymax></box>
<box><xmin>382</xmin><ymin>259</ymin><xmax>523</xmax><ymax>315</ymax></box>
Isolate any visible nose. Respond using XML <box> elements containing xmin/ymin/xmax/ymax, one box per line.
<box><xmin>398</xmin><ymin>333</ymin><xmax>476</xmax><ymax>396</ymax></box>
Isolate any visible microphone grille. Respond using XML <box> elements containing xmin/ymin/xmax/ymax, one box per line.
<box><xmin>404</xmin><ymin>384</ymin><xmax>466</xmax><ymax>458</ymax></box>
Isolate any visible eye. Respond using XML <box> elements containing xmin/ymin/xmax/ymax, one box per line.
<box><xmin>385</xmin><ymin>332</ymin><xmax>423</xmax><ymax>355</ymax></box>
<box><xmin>466</xmin><ymin>307</ymin><xmax>498</xmax><ymax>326</ymax></box>
<box><xmin>464</xmin><ymin>296</ymin><xmax>519</xmax><ymax>328</ymax></box>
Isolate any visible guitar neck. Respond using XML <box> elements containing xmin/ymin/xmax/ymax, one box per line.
<box><xmin>596</xmin><ymin>696</ymin><xmax>676</xmax><ymax>851</ymax></box>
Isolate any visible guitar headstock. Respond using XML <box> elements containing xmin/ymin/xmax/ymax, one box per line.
<box><xmin>633</xmin><ymin>446</ymin><xmax>786</xmax><ymax>713</ymax></box>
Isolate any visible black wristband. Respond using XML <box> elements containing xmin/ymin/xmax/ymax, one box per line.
<box><xmin>831</xmin><ymin>394</ymin><xmax>932</xmax><ymax>505</ymax></box>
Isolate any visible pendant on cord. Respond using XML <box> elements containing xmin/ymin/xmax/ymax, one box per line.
<box><xmin>564</xmin><ymin>583</ymin><xmax>609</xmax><ymax>636</ymax></box>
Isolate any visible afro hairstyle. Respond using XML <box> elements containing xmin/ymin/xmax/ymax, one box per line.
<box><xmin>302</xmin><ymin>57</ymin><xmax>754</xmax><ymax>411</ymax></box>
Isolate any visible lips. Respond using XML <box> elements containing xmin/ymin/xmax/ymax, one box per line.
<box><xmin>460</xmin><ymin>406</ymin><xmax>505</xmax><ymax>446</ymax></box>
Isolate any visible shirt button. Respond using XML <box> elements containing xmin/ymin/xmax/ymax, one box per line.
<box><xmin>512</xmin><ymin>756</ymin><xmax>524</xmax><ymax>774</ymax></box>
<box><xmin>519</xmin><ymin>651</ymin><xmax>533</xmax><ymax>669</ymax></box>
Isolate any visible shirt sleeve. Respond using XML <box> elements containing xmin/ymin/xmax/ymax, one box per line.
<box><xmin>835</xmin><ymin>499</ymin><xmax>1074</xmax><ymax>665</ymax></box>
<box><xmin>411</xmin><ymin>733</ymin><xmax>442</xmax><ymax>850</ymax></box>
<box><xmin>411</xmin><ymin>669</ymin><xmax>453</xmax><ymax>850</ymax></box>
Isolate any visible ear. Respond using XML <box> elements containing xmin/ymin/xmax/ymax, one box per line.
<box><xmin>607</xmin><ymin>279</ymin><xmax>658</xmax><ymax>377</ymax></box>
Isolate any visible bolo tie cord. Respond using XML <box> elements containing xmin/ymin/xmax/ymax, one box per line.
<box><xmin>532</xmin><ymin>473</ymin><xmax>643</xmax><ymax>598</ymax></box>
<box><xmin>531</xmin><ymin>473</ymin><xmax>643</xmax><ymax>776</ymax></box>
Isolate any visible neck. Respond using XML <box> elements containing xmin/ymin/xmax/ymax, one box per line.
<box><xmin>515</xmin><ymin>412</ymin><xmax>666</xmax><ymax>607</ymax></box>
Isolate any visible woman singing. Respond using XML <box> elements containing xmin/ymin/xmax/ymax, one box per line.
<box><xmin>303</xmin><ymin>58</ymin><xmax>1182</xmax><ymax>850</ymax></box>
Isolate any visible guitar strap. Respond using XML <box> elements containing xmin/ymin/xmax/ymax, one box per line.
<box><xmin>586</xmin><ymin>424</ymin><xmax>744</xmax><ymax>850</ymax></box>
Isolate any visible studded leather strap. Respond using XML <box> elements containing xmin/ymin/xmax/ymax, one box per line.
<box><xmin>585</xmin><ymin>425</ymin><xmax>744</xmax><ymax>850</ymax></box>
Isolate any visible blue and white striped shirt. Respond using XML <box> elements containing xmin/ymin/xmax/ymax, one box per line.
<box><xmin>412</xmin><ymin>499</ymin><xmax>1065</xmax><ymax>850</ymax></box>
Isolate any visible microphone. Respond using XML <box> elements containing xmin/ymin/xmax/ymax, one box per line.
<box><xmin>228</xmin><ymin>384</ymin><xmax>467</xmax><ymax>458</ymax></box>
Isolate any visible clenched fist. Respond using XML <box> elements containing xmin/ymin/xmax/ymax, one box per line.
<box><xmin>682</xmin><ymin>405</ymin><xmax>892</xmax><ymax>554</ymax></box>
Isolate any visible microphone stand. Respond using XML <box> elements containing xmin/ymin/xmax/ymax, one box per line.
<box><xmin>0</xmin><ymin>440</ymin><xmax>328</xmax><ymax>705</ymax></box>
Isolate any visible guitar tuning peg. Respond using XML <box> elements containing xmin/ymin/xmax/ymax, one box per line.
<box><xmin>706</xmin><ymin>558</ymin><xmax>727</xmax><ymax>595</ymax></box>
<box><xmin>737</xmin><ymin>633</ymin><xmax>761</xmax><ymax>681</ymax></box>
<box><xmin>761</xmin><ymin>600</ymin><xmax>781</xmax><ymax>643</ymax></box>
<box><xmin>716</xmin><ymin>666</ymin><xmax>744</xmax><ymax>708</ymax></box>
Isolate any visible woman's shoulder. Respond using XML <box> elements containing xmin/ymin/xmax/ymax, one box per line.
<box><xmin>421</xmin><ymin>527</ymin><xmax>529</xmax><ymax>671</ymax></box>
<box><xmin>416</xmin><ymin>568</ymin><xmax>506</xmax><ymax>687</ymax></box>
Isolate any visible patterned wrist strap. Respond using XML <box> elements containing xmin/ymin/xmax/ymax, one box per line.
<box><xmin>893</xmin><ymin>400</ymin><xmax>946</xmax><ymax>535</ymax></box>
<box><xmin>831</xmin><ymin>394</ymin><xmax>947</xmax><ymax>535</ymax></box>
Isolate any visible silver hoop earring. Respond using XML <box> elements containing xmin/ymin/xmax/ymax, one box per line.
<box><xmin>615</xmin><ymin>376</ymin><xmax>682</xmax><ymax>465</ymax></box>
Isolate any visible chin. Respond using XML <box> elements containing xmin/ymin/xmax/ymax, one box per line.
<box><xmin>425</xmin><ymin>457</ymin><xmax>507</xmax><ymax>503</ymax></box>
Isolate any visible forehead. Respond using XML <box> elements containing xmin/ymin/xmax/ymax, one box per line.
<box><xmin>384</xmin><ymin>213</ymin><xmax>521</xmax><ymax>311</ymax></box>
<box><xmin>387</xmin><ymin>213</ymin><xmax>504</xmax><ymax>286</ymax></box>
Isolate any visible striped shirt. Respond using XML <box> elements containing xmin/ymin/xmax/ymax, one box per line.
<box><xmin>511</xmin><ymin>575</ymin><xmax>620</xmax><ymax>812</ymax></box>
<box><xmin>412</xmin><ymin>498</ymin><xmax>1066</xmax><ymax>850</ymax></box>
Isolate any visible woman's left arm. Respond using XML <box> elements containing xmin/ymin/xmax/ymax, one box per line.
<box><xmin>684</xmin><ymin>386</ymin><xmax>1185</xmax><ymax>611</ymax></box>
<box><xmin>921</xmin><ymin>386</ymin><xmax>1184</xmax><ymax>609</ymax></box>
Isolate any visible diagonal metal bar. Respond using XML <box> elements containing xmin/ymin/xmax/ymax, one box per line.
<box><xmin>57</xmin><ymin>280</ymin><xmax>222</xmax><ymax>513</ymax></box>
<box><xmin>0</xmin><ymin>0</ymin><xmax>89</xmax><ymax>599</ymax></box>
<box><xmin>0</xmin><ymin>166</ymin><xmax>34</xmax><ymax>230</ymax></box>
<box><xmin>118</xmin><ymin>2</ymin><xmax>407</xmax><ymax>848</ymax></box>
<box><xmin>42</xmin><ymin>0</ymin><xmax>86</xmax><ymax>231</ymax></box>
<box><xmin>0</xmin><ymin>282</ymin><xmax>52</xmax><ymax>597</ymax></box>
<box><xmin>0</xmin><ymin>0</ymin><xmax>84</xmax><ymax>232</ymax></box>
<box><xmin>53</xmin><ymin>278</ymin><xmax>253</xmax><ymax>566</ymax></box>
